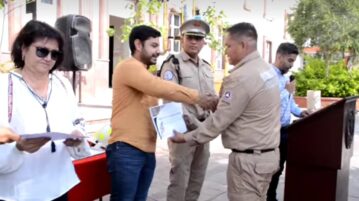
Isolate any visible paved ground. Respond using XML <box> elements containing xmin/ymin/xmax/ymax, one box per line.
<box><xmin>147</xmin><ymin>112</ymin><xmax>359</xmax><ymax>201</ymax></box>
<box><xmin>147</xmin><ymin>134</ymin><xmax>359</xmax><ymax>201</ymax></box>
<box><xmin>80</xmin><ymin>106</ymin><xmax>359</xmax><ymax>201</ymax></box>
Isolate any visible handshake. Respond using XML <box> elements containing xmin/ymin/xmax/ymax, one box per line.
<box><xmin>197</xmin><ymin>93</ymin><xmax>219</xmax><ymax>112</ymax></box>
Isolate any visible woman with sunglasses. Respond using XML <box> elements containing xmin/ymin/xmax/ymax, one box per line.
<box><xmin>0</xmin><ymin>20</ymin><xmax>91</xmax><ymax>201</ymax></box>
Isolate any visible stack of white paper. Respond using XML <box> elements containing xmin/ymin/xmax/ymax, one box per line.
<box><xmin>149</xmin><ymin>102</ymin><xmax>187</xmax><ymax>139</ymax></box>
<box><xmin>20</xmin><ymin>132</ymin><xmax>87</xmax><ymax>141</ymax></box>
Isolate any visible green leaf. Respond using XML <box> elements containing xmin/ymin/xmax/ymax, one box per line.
<box><xmin>295</xmin><ymin>57</ymin><xmax>359</xmax><ymax>97</ymax></box>
<box><xmin>106</xmin><ymin>28</ymin><xmax>116</xmax><ymax>37</ymax></box>
<box><xmin>288</xmin><ymin>0</ymin><xmax>359</xmax><ymax>64</ymax></box>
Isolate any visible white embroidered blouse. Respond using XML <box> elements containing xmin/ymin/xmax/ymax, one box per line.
<box><xmin>0</xmin><ymin>71</ymin><xmax>90</xmax><ymax>201</ymax></box>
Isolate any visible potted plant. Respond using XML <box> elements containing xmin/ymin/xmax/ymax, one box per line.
<box><xmin>293</xmin><ymin>57</ymin><xmax>359</xmax><ymax>110</ymax></box>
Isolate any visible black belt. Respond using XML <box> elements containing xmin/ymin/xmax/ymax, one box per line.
<box><xmin>198</xmin><ymin>117</ymin><xmax>206</xmax><ymax>122</ymax></box>
<box><xmin>231</xmin><ymin>148</ymin><xmax>275</xmax><ymax>154</ymax></box>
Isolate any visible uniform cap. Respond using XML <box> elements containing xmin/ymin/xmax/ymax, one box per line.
<box><xmin>180</xmin><ymin>16</ymin><xmax>210</xmax><ymax>38</ymax></box>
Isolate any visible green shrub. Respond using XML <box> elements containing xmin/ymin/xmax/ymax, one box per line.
<box><xmin>294</xmin><ymin>57</ymin><xmax>359</xmax><ymax>97</ymax></box>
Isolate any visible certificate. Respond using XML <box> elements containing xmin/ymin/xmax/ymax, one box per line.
<box><xmin>20</xmin><ymin>132</ymin><xmax>86</xmax><ymax>141</ymax></box>
<box><xmin>149</xmin><ymin>102</ymin><xmax>187</xmax><ymax>139</ymax></box>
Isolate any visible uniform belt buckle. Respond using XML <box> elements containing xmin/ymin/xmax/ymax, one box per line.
<box><xmin>253</xmin><ymin>150</ymin><xmax>261</xmax><ymax>154</ymax></box>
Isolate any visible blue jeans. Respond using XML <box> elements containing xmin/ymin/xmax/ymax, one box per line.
<box><xmin>106</xmin><ymin>141</ymin><xmax>156</xmax><ymax>201</ymax></box>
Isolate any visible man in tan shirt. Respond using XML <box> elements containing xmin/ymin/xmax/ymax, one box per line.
<box><xmin>172</xmin><ymin>22</ymin><xmax>281</xmax><ymax>200</ymax></box>
<box><xmin>107</xmin><ymin>25</ymin><xmax>218</xmax><ymax>201</ymax></box>
<box><xmin>160</xmin><ymin>17</ymin><xmax>215</xmax><ymax>201</ymax></box>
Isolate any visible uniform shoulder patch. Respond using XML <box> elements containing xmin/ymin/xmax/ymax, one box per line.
<box><xmin>158</xmin><ymin>54</ymin><xmax>176</xmax><ymax>77</ymax></box>
<box><xmin>222</xmin><ymin>90</ymin><xmax>232</xmax><ymax>103</ymax></box>
<box><xmin>164</xmin><ymin>70</ymin><xmax>174</xmax><ymax>80</ymax></box>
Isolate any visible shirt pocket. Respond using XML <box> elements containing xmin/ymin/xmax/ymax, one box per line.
<box><xmin>201</xmin><ymin>70</ymin><xmax>215</xmax><ymax>92</ymax></box>
<box><xmin>180</xmin><ymin>72</ymin><xmax>196</xmax><ymax>88</ymax></box>
<box><xmin>203</xmin><ymin>70</ymin><xmax>214</xmax><ymax>79</ymax></box>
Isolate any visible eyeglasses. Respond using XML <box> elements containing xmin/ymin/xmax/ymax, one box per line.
<box><xmin>34</xmin><ymin>46</ymin><xmax>62</xmax><ymax>61</ymax></box>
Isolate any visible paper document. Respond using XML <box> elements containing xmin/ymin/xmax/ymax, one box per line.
<box><xmin>20</xmin><ymin>132</ymin><xmax>86</xmax><ymax>141</ymax></box>
<box><xmin>149</xmin><ymin>102</ymin><xmax>187</xmax><ymax>139</ymax></box>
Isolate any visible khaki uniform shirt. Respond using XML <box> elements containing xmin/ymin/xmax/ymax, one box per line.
<box><xmin>110</xmin><ymin>57</ymin><xmax>199</xmax><ymax>153</ymax></box>
<box><xmin>184</xmin><ymin>51</ymin><xmax>280</xmax><ymax>150</ymax></box>
<box><xmin>160</xmin><ymin>51</ymin><xmax>215</xmax><ymax>121</ymax></box>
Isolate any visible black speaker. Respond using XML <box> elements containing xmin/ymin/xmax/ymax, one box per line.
<box><xmin>55</xmin><ymin>15</ymin><xmax>92</xmax><ymax>71</ymax></box>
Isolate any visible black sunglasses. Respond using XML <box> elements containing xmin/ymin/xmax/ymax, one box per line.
<box><xmin>35</xmin><ymin>47</ymin><xmax>62</xmax><ymax>61</ymax></box>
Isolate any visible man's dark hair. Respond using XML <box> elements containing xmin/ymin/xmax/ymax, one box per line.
<box><xmin>11</xmin><ymin>20</ymin><xmax>64</xmax><ymax>73</ymax></box>
<box><xmin>226</xmin><ymin>22</ymin><xmax>258</xmax><ymax>41</ymax></box>
<box><xmin>129</xmin><ymin>25</ymin><xmax>161</xmax><ymax>55</ymax></box>
<box><xmin>276</xmin><ymin>42</ymin><xmax>299</xmax><ymax>55</ymax></box>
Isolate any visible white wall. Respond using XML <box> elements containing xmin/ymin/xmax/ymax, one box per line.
<box><xmin>196</xmin><ymin>0</ymin><xmax>299</xmax><ymax>66</ymax></box>
<box><xmin>61</xmin><ymin>0</ymin><xmax>80</xmax><ymax>16</ymax></box>
<box><xmin>108</xmin><ymin>0</ymin><xmax>134</xmax><ymax>18</ymax></box>
<box><xmin>37</xmin><ymin>0</ymin><xmax>57</xmax><ymax>26</ymax></box>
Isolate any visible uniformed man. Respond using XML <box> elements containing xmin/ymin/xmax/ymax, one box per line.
<box><xmin>107</xmin><ymin>25</ymin><xmax>218</xmax><ymax>201</ymax></box>
<box><xmin>171</xmin><ymin>22</ymin><xmax>281</xmax><ymax>200</ymax></box>
<box><xmin>160</xmin><ymin>16</ymin><xmax>216</xmax><ymax>201</ymax></box>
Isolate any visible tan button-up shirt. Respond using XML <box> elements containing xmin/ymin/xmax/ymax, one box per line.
<box><xmin>160</xmin><ymin>51</ymin><xmax>215</xmax><ymax>121</ymax></box>
<box><xmin>184</xmin><ymin>51</ymin><xmax>280</xmax><ymax>150</ymax></box>
<box><xmin>110</xmin><ymin>57</ymin><xmax>199</xmax><ymax>152</ymax></box>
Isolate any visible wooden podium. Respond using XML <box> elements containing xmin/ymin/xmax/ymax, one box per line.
<box><xmin>284</xmin><ymin>96</ymin><xmax>358</xmax><ymax>201</ymax></box>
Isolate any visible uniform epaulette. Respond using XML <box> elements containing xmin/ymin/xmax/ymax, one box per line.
<box><xmin>158</xmin><ymin>54</ymin><xmax>179</xmax><ymax>77</ymax></box>
<box><xmin>163</xmin><ymin>54</ymin><xmax>175</xmax><ymax>64</ymax></box>
<box><xmin>202</xmin><ymin>59</ymin><xmax>211</xmax><ymax>66</ymax></box>
<box><xmin>157</xmin><ymin>54</ymin><xmax>182</xmax><ymax>83</ymax></box>
<box><xmin>163</xmin><ymin>54</ymin><xmax>179</xmax><ymax>65</ymax></box>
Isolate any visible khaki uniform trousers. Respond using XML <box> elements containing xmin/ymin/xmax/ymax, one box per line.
<box><xmin>227</xmin><ymin>149</ymin><xmax>279</xmax><ymax>201</ymax></box>
<box><xmin>167</xmin><ymin>140</ymin><xmax>210</xmax><ymax>201</ymax></box>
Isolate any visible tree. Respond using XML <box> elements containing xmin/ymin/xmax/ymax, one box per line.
<box><xmin>202</xmin><ymin>5</ymin><xmax>228</xmax><ymax>70</ymax></box>
<box><xmin>107</xmin><ymin>0</ymin><xmax>162</xmax><ymax>42</ymax></box>
<box><xmin>288</xmin><ymin>0</ymin><xmax>359</xmax><ymax>64</ymax></box>
<box><xmin>0</xmin><ymin>0</ymin><xmax>34</xmax><ymax>54</ymax></box>
<box><xmin>202</xmin><ymin>5</ymin><xmax>227</xmax><ymax>52</ymax></box>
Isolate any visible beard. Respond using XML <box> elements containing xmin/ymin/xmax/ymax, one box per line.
<box><xmin>280</xmin><ymin>67</ymin><xmax>290</xmax><ymax>75</ymax></box>
<box><xmin>141</xmin><ymin>53</ymin><xmax>159</xmax><ymax>66</ymax></box>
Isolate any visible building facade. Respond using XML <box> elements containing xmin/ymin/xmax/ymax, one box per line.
<box><xmin>0</xmin><ymin>0</ymin><xmax>298</xmax><ymax>105</ymax></box>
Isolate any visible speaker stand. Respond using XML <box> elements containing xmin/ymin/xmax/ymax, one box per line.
<box><xmin>71</xmin><ymin>70</ymin><xmax>83</xmax><ymax>104</ymax></box>
<box><xmin>72</xmin><ymin>70</ymin><xmax>76</xmax><ymax>93</ymax></box>
<box><xmin>78</xmin><ymin>71</ymin><xmax>82</xmax><ymax>103</ymax></box>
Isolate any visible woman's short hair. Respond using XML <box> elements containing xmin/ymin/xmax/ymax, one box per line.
<box><xmin>129</xmin><ymin>25</ymin><xmax>161</xmax><ymax>55</ymax></box>
<box><xmin>11</xmin><ymin>20</ymin><xmax>64</xmax><ymax>73</ymax></box>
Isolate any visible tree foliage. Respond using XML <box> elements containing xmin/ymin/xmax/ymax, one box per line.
<box><xmin>0</xmin><ymin>0</ymin><xmax>4</xmax><ymax>9</ymax></box>
<box><xmin>202</xmin><ymin>6</ymin><xmax>228</xmax><ymax>51</ymax></box>
<box><xmin>294</xmin><ymin>57</ymin><xmax>359</xmax><ymax>97</ymax></box>
<box><xmin>288</xmin><ymin>0</ymin><xmax>359</xmax><ymax>60</ymax></box>
<box><xmin>106</xmin><ymin>0</ymin><xmax>162</xmax><ymax>42</ymax></box>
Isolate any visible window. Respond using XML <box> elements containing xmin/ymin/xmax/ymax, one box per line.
<box><xmin>283</xmin><ymin>10</ymin><xmax>293</xmax><ymax>40</ymax></box>
<box><xmin>213</xmin><ymin>27</ymin><xmax>224</xmax><ymax>71</ymax></box>
<box><xmin>169</xmin><ymin>13</ymin><xmax>181</xmax><ymax>53</ymax></box>
<box><xmin>243</xmin><ymin>0</ymin><xmax>251</xmax><ymax>12</ymax></box>
<box><xmin>263</xmin><ymin>38</ymin><xmax>272</xmax><ymax>63</ymax></box>
<box><xmin>41</xmin><ymin>0</ymin><xmax>53</xmax><ymax>4</ymax></box>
